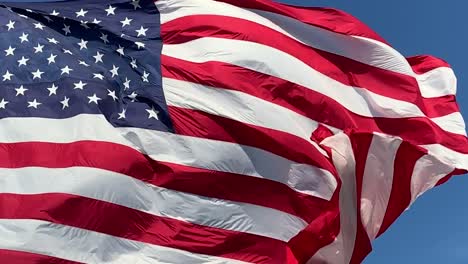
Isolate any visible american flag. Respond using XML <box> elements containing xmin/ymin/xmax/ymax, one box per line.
<box><xmin>0</xmin><ymin>0</ymin><xmax>465</xmax><ymax>263</ymax></box>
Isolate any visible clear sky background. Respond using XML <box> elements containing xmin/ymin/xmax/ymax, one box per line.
<box><xmin>4</xmin><ymin>0</ymin><xmax>467</xmax><ymax>263</ymax></box>
<box><xmin>278</xmin><ymin>1</ymin><xmax>468</xmax><ymax>263</ymax></box>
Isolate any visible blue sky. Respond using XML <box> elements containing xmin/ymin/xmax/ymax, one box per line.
<box><xmin>279</xmin><ymin>1</ymin><xmax>468</xmax><ymax>263</ymax></box>
<box><xmin>4</xmin><ymin>0</ymin><xmax>467</xmax><ymax>263</ymax></box>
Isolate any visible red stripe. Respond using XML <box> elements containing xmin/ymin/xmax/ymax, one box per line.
<box><xmin>162</xmin><ymin>57</ymin><xmax>468</xmax><ymax>154</ymax></box>
<box><xmin>287</xmin><ymin>191</ymin><xmax>341</xmax><ymax>263</ymax></box>
<box><xmin>166</xmin><ymin>162</ymin><xmax>335</xmax><ymax>262</ymax></box>
<box><xmin>407</xmin><ymin>55</ymin><xmax>452</xmax><ymax>74</ymax></box>
<box><xmin>0</xmin><ymin>193</ymin><xmax>290</xmax><ymax>264</ymax></box>
<box><xmin>167</xmin><ymin>106</ymin><xmax>340</xmax><ymax>223</ymax></box>
<box><xmin>348</xmin><ymin>132</ymin><xmax>373</xmax><ymax>264</ymax></box>
<box><xmin>311</xmin><ymin>124</ymin><xmax>334</xmax><ymax>143</ymax></box>
<box><xmin>436</xmin><ymin>168</ymin><xmax>466</xmax><ymax>186</ymax></box>
<box><xmin>0</xmin><ymin>141</ymin><xmax>329</xmax><ymax>223</ymax></box>
<box><xmin>377</xmin><ymin>142</ymin><xmax>426</xmax><ymax>237</ymax></box>
<box><xmin>153</xmin><ymin>161</ymin><xmax>334</xmax><ymax>224</ymax></box>
<box><xmin>0</xmin><ymin>249</ymin><xmax>82</xmax><ymax>264</ymax></box>
<box><xmin>0</xmin><ymin>141</ymin><xmax>155</xmax><ymax>178</ymax></box>
<box><xmin>161</xmin><ymin>15</ymin><xmax>458</xmax><ymax>118</ymax></box>
<box><xmin>168</xmin><ymin>106</ymin><xmax>337</xmax><ymax>176</ymax></box>
<box><xmin>214</xmin><ymin>0</ymin><xmax>454</xmax><ymax>80</ymax></box>
<box><xmin>213</xmin><ymin>0</ymin><xmax>388</xmax><ymax>44</ymax></box>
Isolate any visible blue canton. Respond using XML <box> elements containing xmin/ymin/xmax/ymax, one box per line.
<box><xmin>0</xmin><ymin>0</ymin><xmax>172</xmax><ymax>132</ymax></box>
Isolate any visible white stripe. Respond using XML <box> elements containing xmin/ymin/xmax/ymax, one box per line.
<box><xmin>158</xmin><ymin>0</ymin><xmax>412</xmax><ymax>73</ymax></box>
<box><xmin>360</xmin><ymin>134</ymin><xmax>401</xmax><ymax>240</ymax></box>
<box><xmin>119</xmin><ymin>127</ymin><xmax>338</xmax><ymax>201</ymax></box>
<box><xmin>430</xmin><ymin>112</ymin><xmax>467</xmax><ymax>136</ymax></box>
<box><xmin>163</xmin><ymin>77</ymin><xmax>319</xmax><ymax>142</ymax></box>
<box><xmin>0</xmin><ymin>114</ymin><xmax>130</xmax><ymax>145</ymax></box>
<box><xmin>409</xmin><ymin>154</ymin><xmax>454</xmax><ymax>205</ymax></box>
<box><xmin>417</xmin><ymin>67</ymin><xmax>457</xmax><ymax>98</ymax></box>
<box><xmin>156</xmin><ymin>0</ymin><xmax>456</xmax><ymax>98</ymax></box>
<box><xmin>162</xmin><ymin>37</ymin><xmax>427</xmax><ymax>119</ymax></box>
<box><xmin>0</xmin><ymin>166</ymin><xmax>306</xmax><ymax>242</ymax></box>
<box><xmin>422</xmin><ymin>144</ymin><xmax>468</xmax><ymax>169</ymax></box>
<box><xmin>157</xmin><ymin>0</ymin><xmax>294</xmax><ymax>37</ymax></box>
<box><xmin>309</xmin><ymin>133</ymin><xmax>358</xmax><ymax>264</ymax></box>
<box><xmin>0</xmin><ymin>115</ymin><xmax>338</xmax><ymax>201</ymax></box>
<box><xmin>247</xmin><ymin>10</ymin><xmax>457</xmax><ymax>99</ymax></box>
<box><xmin>0</xmin><ymin>219</ymin><xmax>246</xmax><ymax>264</ymax></box>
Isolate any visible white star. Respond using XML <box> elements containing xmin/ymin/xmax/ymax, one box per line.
<box><xmin>48</xmin><ymin>38</ymin><xmax>59</xmax><ymax>44</ymax></box>
<box><xmin>19</xmin><ymin>32</ymin><xmax>29</xmax><ymax>43</ymax></box>
<box><xmin>34</xmin><ymin>22</ymin><xmax>45</xmax><ymax>30</ymax></box>
<box><xmin>109</xmin><ymin>65</ymin><xmax>119</xmax><ymax>77</ymax></box>
<box><xmin>47</xmin><ymin>54</ymin><xmax>57</xmax><ymax>64</ymax></box>
<box><xmin>73</xmin><ymin>80</ymin><xmax>87</xmax><ymax>90</ymax></box>
<box><xmin>135</xmin><ymin>41</ymin><xmax>145</xmax><ymax>49</ymax></box>
<box><xmin>93</xmin><ymin>51</ymin><xmax>104</xmax><ymax>63</ymax></box>
<box><xmin>0</xmin><ymin>98</ymin><xmax>8</xmax><ymax>109</ymax></box>
<box><xmin>47</xmin><ymin>83</ymin><xmax>58</xmax><ymax>96</ymax></box>
<box><xmin>60</xmin><ymin>96</ymin><xmax>70</xmax><ymax>109</ymax></box>
<box><xmin>142</xmin><ymin>71</ymin><xmax>150</xmax><ymax>82</ymax></box>
<box><xmin>146</xmin><ymin>107</ymin><xmax>159</xmax><ymax>120</ymax></box>
<box><xmin>123</xmin><ymin>77</ymin><xmax>131</xmax><ymax>90</ymax></box>
<box><xmin>2</xmin><ymin>70</ymin><xmax>13</xmax><ymax>81</ymax></box>
<box><xmin>130</xmin><ymin>58</ymin><xmax>138</xmax><ymax>69</ymax></box>
<box><xmin>61</xmin><ymin>65</ymin><xmax>73</xmax><ymax>75</ymax></box>
<box><xmin>116</xmin><ymin>45</ymin><xmax>125</xmax><ymax>56</ymax></box>
<box><xmin>120</xmin><ymin>17</ymin><xmax>132</xmax><ymax>27</ymax></box>
<box><xmin>28</xmin><ymin>99</ymin><xmax>42</xmax><ymax>109</ymax></box>
<box><xmin>31</xmin><ymin>69</ymin><xmax>44</xmax><ymax>80</ymax></box>
<box><xmin>50</xmin><ymin>10</ymin><xmax>60</xmax><ymax>16</ymax></box>
<box><xmin>80</xmin><ymin>20</ymin><xmax>90</xmax><ymax>29</ymax></box>
<box><xmin>92</xmin><ymin>18</ymin><xmax>102</xmax><ymax>24</ymax></box>
<box><xmin>79</xmin><ymin>60</ymin><xmax>90</xmax><ymax>67</ymax></box>
<box><xmin>76</xmin><ymin>9</ymin><xmax>88</xmax><ymax>18</ymax></box>
<box><xmin>62</xmin><ymin>48</ymin><xmax>73</xmax><ymax>55</ymax></box>
<box><xmin>100</xmin><ymin>33</ymin><xmax>109</xmax><ymax>44</ymax></box>
<box><xmin>44</xmin><ymin>15</ymin><xmax>53</xmax><ymax>23</ymax></box>
<box><xmin>107</xmin><ymin>89</ymin><xmax>118</xmax><ymax>101</ymax></box>
<box><xmin>87</xmin><ymin>94</ymin><xmax>101</xmax><ymax>104</ymax></box>
<box><xmin>6</xmin><ymin>20</ymin><xmax>15</xmax><ymax>31</ymax></box>
<box><xmin>15</xmin><ymin>85</ymin><xmax>28</xmax><ymax>97</ymax></box>
<box><xmin>78</xmin><ymin>39</ymin><xmax>88</xmax><ymax>50</ymax></box>
<box><xmin>118</xmin><ymin>108</ymin><xmax>126</xmax><ymax>119</ymax></box>
<box><xmin>4</xmin><ymin>46</ymin><xmax>15</xmax><ymax>56</ymax></box>
<box><xmin>33</xmin><ymin>43</ymin><xmax>44</xmax><ymax>53</ymax></box>
<box><xmin>93</xmin><ymin>73</ymin><xmax>104</xmax><ymax>80</ymax></box>
<box><xmin>131</xmin><ymin>0</ymin><xmax>141</xmax><ymax>10</ymax></box>
<box><xmin>105</xmin><ymin>5</ymin><xmax>116</xmax><ymax>16</ymax></box>
<box><xmin>128</xmin><ymin>92</ymin><xmax>138</xmax><ymax>102</ymax></box>
<box><xmin>135</xmin><ymin>26</ymin><xmax>148</xmax><ymax>37</ymax></box>
<box><xmin>17</xmin><ymin>56</ymin><xmax>29</xmax><ymax>67</ymax></box>
<box><xmin>62</xmin><ymin>24</ymin><xmax>71</xmax><ymax>35</ymax></box>
<box><xmin>15</xmin><ymin>85</ymin><xmax>27</xmax><ymax>96</ymax></box>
